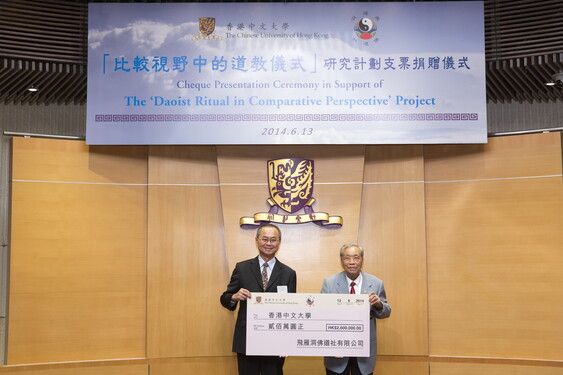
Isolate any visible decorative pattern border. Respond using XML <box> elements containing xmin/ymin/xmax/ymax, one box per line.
<box><xmin>95</xmin><ymin>113</ymin><xmax>479</xmax><ymax>122</ymax></box>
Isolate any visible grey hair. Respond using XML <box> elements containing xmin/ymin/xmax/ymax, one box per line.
<box><xmin>256</xmin><ymin>223</ymin><xmax>282</xmax><ymax>241</ymax></box>
<box><xmin>339</xmin><ymin>243</ymin><xmax>364</xmax><ymax>257</ymax></box>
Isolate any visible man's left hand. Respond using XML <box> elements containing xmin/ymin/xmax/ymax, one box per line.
<box><xmin>368</xmin><ymin>291</ymin><xmax>383</xmax><ymax>310</ymax></box>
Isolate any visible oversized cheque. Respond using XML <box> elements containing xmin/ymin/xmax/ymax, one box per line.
<box><xmin>246</xmin><ymin>293</ymin><xmax>369</xmax><ymax>357</ymax></box>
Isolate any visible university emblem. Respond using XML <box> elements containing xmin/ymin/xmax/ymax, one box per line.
<box><xmin>192</xmin><ymin>17</ymin><xmax>222</xmax><ymax>41</ymax></box>
<box><xmin>268</xmin><ymin>158</ymin><xmax>314</xmax><ymax>214</ymax></box>
<box><xmin>199</xmin><ymin>17</ymin><xmax>215</xmax><ymax>36</ymax></box>
<box><xmin>240</xmin><ymin>158</ymin><xmax>342</xmax><ymax>228</ymax></box>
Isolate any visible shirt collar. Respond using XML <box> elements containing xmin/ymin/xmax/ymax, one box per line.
<box><xmin>346</xmin><ymin>272</ymin><xmax>362</xmax><ymax>289</ymax></box>
<box><xmin>258</xmin><ymin>256</ymin><xmax>276</xmax><ymax>269</ymax></box>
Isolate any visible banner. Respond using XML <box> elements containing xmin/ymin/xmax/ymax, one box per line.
<box><xmin>87</xmin><ymin>2</ymin><xmax>486</xmax><ymax>145</ymax></box>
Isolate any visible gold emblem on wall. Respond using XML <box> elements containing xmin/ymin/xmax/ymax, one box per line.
<box><xmin>268</xmin><ymin>158</ymin><xmax>314</xmax><ymax>213</ymax></box>
<box><xmin>240</xmin><ymin>158</ymin><xmax>343</xmax><ymax>228</ymax></box>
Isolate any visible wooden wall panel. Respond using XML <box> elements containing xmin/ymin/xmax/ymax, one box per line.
<box><xmin>148</xmin><ymin>146</ymin><xmax>218</xmax><ymax>184</ymax></box>
<box><xmin>9</xmin><ymin>139</ymin><xmax>147</xmax><ymax>364</ymax></box>
<box><xmin>8</xmin><ymin>288</ymin><xmax>145</xmax><ymax>364</ymax></box>
<box><xmin>12</xmin><ymin>138</ymin><xmax>147</xmax><ymax>184</ymax></box>
<box><xmin>430</xmin><ymin>361</ymin><xmax>563</xmax><ymax>375</ymax></box>
<box><xmin>217</xmin><ymin>146</ymin><xmax>365</xmax><ymax>295</ymax></box>
<box><xmin>359</xmin><ymin>184</ymin><xmax>428</xmax><ymax>356</ymax></box>
<box><xmin>360</xmin><ymin>146</ymin><xmax>428</xmax><ymax>356</ymax></box>
<box><xmin>149</xmin><ymin>357</ymin><xmax>236</xmax><ymax>375</ymax></box>
<box><xmin>376</xmin><ymin>356</ymin><xmax>429</xmax><ymax>375</ymax></box>
<box><xmin>10</xmin><ymin>184</ymin><xmax>146</xmax><ymax>295</ymax></box>
<box><xmin>216</xmin><ymin>145</ymin><xmax>365</xmax><ymax>184</ymax></box>
<box><xmin>425</xmin><ymin>134</ymin><xmax>563</xmax><ymax>360</ymax></box>
<box><xmin>147</xmin><ymin>146</ymin><xmax>233</xmax><ymax>359</ymax></box>
<box><xmin>364</xmin><ymin>145</ymin><xmax>425</xmax><ymax>182</ymax></box>
<box><xmin>0</xmin><ymin>360</ymin><xmax>148</xmax><ymax>375</ymax></box>
<box><xmin>424</xmin><ymin>132</ymin><xmax>562</xmax><ymax>182</ymax></box>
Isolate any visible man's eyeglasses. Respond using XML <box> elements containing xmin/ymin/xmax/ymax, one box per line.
<box><xmin>341</xmin><ymin>255</ymin><xmax>362</xmax><ymax>262</ymax></box>
<box><xmin>258</xmin><ymin>237</ymin><xmax>279</xmax><ymax>244</ymax></box>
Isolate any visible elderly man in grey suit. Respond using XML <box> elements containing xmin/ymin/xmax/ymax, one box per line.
<box><xmin>321</xmin><ymin>243</ymin><xmax>391</xmax><ymax>375</ymax></box>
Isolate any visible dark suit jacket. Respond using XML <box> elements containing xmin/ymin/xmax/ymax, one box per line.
<box><xmin>220</xmin><ymin>256</ymin><xmax>297</xmax><ymax>353</ymax></box>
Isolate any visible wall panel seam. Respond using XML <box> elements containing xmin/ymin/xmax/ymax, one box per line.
<box><xmin>12</xmin><ymin>180</ymin><xmax>225</xmax><ymax>187</ymax></box>
<box><xmin>148</xmin><ymin>183</ymin><xmax>219</xmax><ymax>186</ymax></box>
<box><xmin>377</xmin><ymin>355</ymin><xmax>563</xmax><ymax>366</ymax></box>
<box><xmin>429</xmin><ymin>355</ymin><xmax>563</xmax><ymax>363</ymax></box>
<box><xmin>425</xmin><ymin>174</ymin><xmax>562</xmax><ymax>183</ymax></box>
<box><xmin>12</xmin><ymin>180</ymin><xmax>147</xmax><ymax>186</ymax></box>
<box><xmin>0</xmin><ymin>358</ymin><xmax>148</xmax><ymax>367</ymax></box>
<box><xmin>364</xmin><ymin>181</ymin><xmax>423</xmax><ymax>185</ymax></box>
<box><xmin>221</xmin><ymin>182</ymin><xmax>365</xmax><ymax>186</ymax></box>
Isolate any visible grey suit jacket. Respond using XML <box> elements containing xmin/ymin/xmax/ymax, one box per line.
<box><xmin>321</xmin><ymin>271</ymin><xmax>391</xmax><ymax>375</ymax></box>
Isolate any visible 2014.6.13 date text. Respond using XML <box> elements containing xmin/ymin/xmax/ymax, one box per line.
<box><xmin>262</xmin><ymin>128</ymin><xmax>314</xmax><ymax>136</ymax></box>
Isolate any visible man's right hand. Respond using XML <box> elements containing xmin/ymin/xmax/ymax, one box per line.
<box><xmin>231</xmin><ymin>288</ymin><xmax>252</xmax><ymax>301</ymax></box>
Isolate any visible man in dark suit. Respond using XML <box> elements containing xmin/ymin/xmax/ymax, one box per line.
<box><xmin>220</xmin><ymin>224</ymin><xmax>297</xmax><ymax>375</ymax></box>
<box><xmin>321</xmin><ymin>243</ymin><xmax>391</xmax><ymax>375</ymax></box>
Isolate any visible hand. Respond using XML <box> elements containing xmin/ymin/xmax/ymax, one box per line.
<box><xmin>368</xmin><ymin>291</ymin><xmax>383</xmax><ymax>310</ymax></box>
<box><xmin>231</xmin><ymin>288</ymin><xmax>252</xmax><ymax>302</ymax></box>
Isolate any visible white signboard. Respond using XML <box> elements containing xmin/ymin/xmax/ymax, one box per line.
<box><xmin>246</xmin><ymin>293</ymin><xmax>370</xmax><ymax>357</ymax></box>
<box><xmin>87</xmin><ymin>2</ymin><xmax>486</xmax><ymax>145</ymax></box>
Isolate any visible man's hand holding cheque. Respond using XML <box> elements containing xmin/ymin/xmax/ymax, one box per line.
<box><xmin>232</xmin><ymin>288</ymin><xmax>252</xmax><ymax>302</ymax></box>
